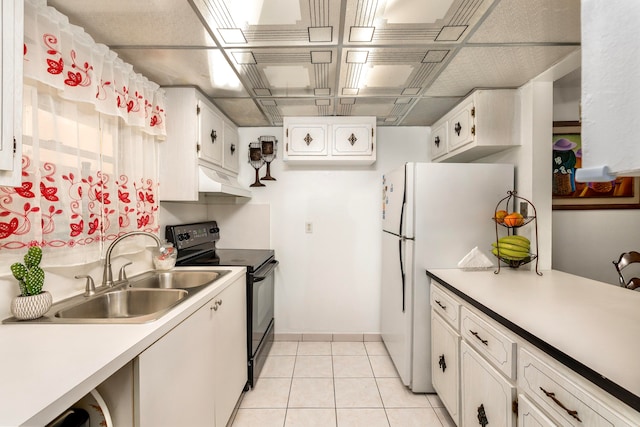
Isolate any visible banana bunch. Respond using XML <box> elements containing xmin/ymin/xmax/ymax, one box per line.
<box><xmin>491</xmin><ymin>235</ymin><xmax>530</xmax><ymax>261</ymax></box>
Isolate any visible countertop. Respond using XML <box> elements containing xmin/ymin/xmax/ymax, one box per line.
<box><xmin>0</xmin><ymin>266</ymin><xmax>246</xmax><ymax>427</ymax></box>
<box><xmin>426</xmin><ymin>268</ymin><xmax>640</xmax><ymax>412</ymax></box>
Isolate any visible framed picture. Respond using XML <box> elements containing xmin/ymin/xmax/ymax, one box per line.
<box><xmin>552</xmin><ymin>121</ymin><xmax>640</xmax><ymax>210</ymax></box>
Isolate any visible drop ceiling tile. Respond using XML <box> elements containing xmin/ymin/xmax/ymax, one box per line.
<box><xmin>426</xmin><ymin>45</ymin><xmax>580</xmax><ymax>97</ymax></box>
<box><xmin>227</xmin><ymin>48</ymin><xmax>338</xmax><ymax>98</ymax></box>
<box><xmin>343</xmin><ymin>0</ymin><xmax>494</xmax><ymax>45</ymax></box>
<box><xmin>214</xmin><ymin>98</ymin><xmax>270</xmax><ymax>126</ymax></box>
<box><xmin>338</xmin><ymin>48</ymin><xmax>449</xmax><ymax>97</ymax></box>
<box><xmin>335</xmin><ymin>97</ymin><xmax>408</xmax><ymax>120</ymax></box>
<box><xmin>48</xmin><ymin>0</ymin><xmax>216</xmax><ymax>46</ymax></box>
<box><xmin>401</xmin><ymin>97</ymin><xmax>462</xmax><ymax>126</ymax></box>
<box><xmin>114</xmin><ymin>49</ymin><xmax>249</xmax><ymax>98</ymax></box>
<box><xmin>469</xmin><ymin>0</ymin><xmax>581</xmax><ymax>43</ymax></box>
<box><xmin>192</xmin><ymin>0</ymin><xmax>342</xmax><ymax>47</ymax></box>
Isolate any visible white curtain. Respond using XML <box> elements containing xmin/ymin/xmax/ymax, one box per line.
<box><xmin>0</xmin><ymin>0</ymin><xmax>164</xmax><ymax>266</ymax></box>
<box><xmin>23</xmin><ymin>0</ymin><xmax>166</xmax><ymax>137</ymax></box>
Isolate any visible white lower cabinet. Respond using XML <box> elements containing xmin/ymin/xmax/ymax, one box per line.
<box><xmin>431</xmin><ymin>280</ymin><xmax>640</xmax><ymax>427</ymax></box>
<box><xmin>135</xmin><ymin>276</ymin><xmax>247</xmax><ymax>427</ymax></box>
<box><xmin>461</xmin><ymin>341</ymin><xmax>516</xmax><ymax>427</ymax></box>
<box><xmin>431</xmin><ymin>311</ymin><xmax>460</xmax><ymax>425</ymax></box>
<box><xmin>518</xmin><ymin>346</ymin><xmax>638</xmax><ymax>427</ymax></box>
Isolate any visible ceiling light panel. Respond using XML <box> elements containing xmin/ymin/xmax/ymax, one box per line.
<box><xmin>193</xmin><ymin>0</ymin><xmax>341</xmax><ymax>47</ymax></box>
<box><xmin>114</xmin><ymin>48</ymin><xmax>249</xmax><ymax>98</ymax></box>
<box><xmin>228</xmin><ymin>48</ymin><xmax>338</xmax><ymax>99</ymax></box>
<box><xmin>343</xmin><ymin>0</ymin><xmax>494</xmax><ymax>45</ymax></box>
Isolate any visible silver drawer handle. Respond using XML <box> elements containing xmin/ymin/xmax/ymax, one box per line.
<box><xmin>469</xmin><ymin>330</ymin><xmax>488</xmax><ymax>346</ymax></box>
<box><xmin>540</xmin><ymin>387</ymin><xmax>582</xmax><ymax>422</ymax></box>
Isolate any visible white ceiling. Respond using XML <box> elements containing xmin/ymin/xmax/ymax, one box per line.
<box><xmin>46</xmin><ymin>0</ymin><xmax>580</xmax><ymax>127</ymax></box>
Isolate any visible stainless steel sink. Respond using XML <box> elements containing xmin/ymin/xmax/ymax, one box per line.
<box><xmin>3</xmin><ymin>269</ymin><xmax>230</xmax><ymax>324</ymax></box>
<box><xmin>54</xmin><ymin>288</ymin><xmax>187</xmax><ymax>320</ymax></box>
<box><xmin>129</xmin><ymin>270</ymin><xmax>224</xmax><ymax>289</ymax></box>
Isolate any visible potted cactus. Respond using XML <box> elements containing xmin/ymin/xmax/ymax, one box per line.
<box><xmin>9</xmin><ymin>246</ymin><xmax>52</xmax><ymax>320</ymax></box>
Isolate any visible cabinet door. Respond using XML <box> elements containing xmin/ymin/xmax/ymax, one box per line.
<box><xmin>432</xmin><ymin>311</ymin><xmax>460</xmax><ymax>426</ymax></box>
<box><xmin>0</xmin><ymin>0</ymin><xmax>23</xmax><ymax>186</ymax></box>
<box><xmin>136</xmin><ymin>300</ymin><xmax>216</xmax><ymax>427</ymax></box>
<box><xmin>448</xmin><ymin>101</ymin><xmax>475</xmax><ymax>151</ymax></box>
<box><xmin>332</xmin><ymin>123</ymin><xmax>373</xmax><ymax>156</ymax></box>
<box><xmin>518</xmin><ymin>394</ymin><xmax>556</xmax><ymax>427</ymax></box>
<box><xmin>461</xmin><ymin>341</ymin><xmax>516</xmax><ymax>427</ymax></box>
<box><xmin>198</xmin><ymin>100</ymin><xmax>223</xmax><ymax>165</ymax></box>
<box><xmin>212</xmin><ymin>277</ymin><xmax>247</xmax><ymax>427</ymax></box>
<box><xmin>286</xmin><ymin>124</ymin><xmax>327</xmax><ymax>156</ymax></box>
<box><xmin>222</xmin><ymin>122</ymin><xmax>239</xmax><ymax>173</ymax></box>
<box><xmin>430</xmin><ymin>121</ymin><xmax>448</xmax><ymax>160</ymax></box>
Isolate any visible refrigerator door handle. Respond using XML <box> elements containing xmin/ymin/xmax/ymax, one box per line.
<box><xmin>399</xmin><ymin>238</ymin><xmax>405</xmax><ymax>312</ymax></box>
<box><xmin>398</xmin><ymin>235</ymin><xmax>413</xmax><ymax>313</ymax></box>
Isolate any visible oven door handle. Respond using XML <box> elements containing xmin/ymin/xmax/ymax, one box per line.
<box><xmin>253</xmin><ymin>260</ymin><xmax>279</xmax><ymax>282</ymax></box>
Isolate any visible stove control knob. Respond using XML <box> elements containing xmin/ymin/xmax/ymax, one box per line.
<box><xmin>210</xmin><ymin>227</ymin><xmax>219</xmax><ymax>234</ymax></box>
<box><xmin>177</xmin><ymin>233</ymin><xmax>185</xmax><ymax>241</ymax></box>
<box><xmin>183</xmin><ymin>233</ymin><xmax>191</xmax><ymax>240</ymax></box>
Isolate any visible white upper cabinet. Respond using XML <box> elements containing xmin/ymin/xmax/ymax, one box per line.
<box><xmin>222</xmin><ymin>122</ymin><xmax>239</xmax><ymax>174</ymax></box>
<box><xmin>431</xmin><ymin>89</ymin><xmax>518</xmax><ymax>163</ymax></box>
<box><xmin>578</xmin><ymin>1</ymin><xmax>640</xmax><ymax>181</ymax></box>
<box><xmin>198</xmin><ymin>99</ymin><xmax>224</xmax><ymax>166</ymax></box>
<box><xmin>0</xmin><ymin>0</ymin><xmax>23</xmax><ymax>187</ymax></box>
<box><xmin>283</xmin><ymin>116</ymin><xmax>376</xmax><ymax>165</ymax></box>
<box><xmin>160</xmin><ymin>87</ymin><xmax>243</xmax><ymax>201</ymax></box>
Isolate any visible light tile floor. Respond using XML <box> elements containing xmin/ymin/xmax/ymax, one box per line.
<box><xmin>230</xmin><ymin>341</ymin><xmax>456</xmax><ymax>427</ymax></box>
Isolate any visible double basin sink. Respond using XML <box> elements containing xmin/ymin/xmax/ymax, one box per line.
<box><xmin>8</xmin><ymin>270</ymin><xmax>229</xmax><ymax>324</ymax></box>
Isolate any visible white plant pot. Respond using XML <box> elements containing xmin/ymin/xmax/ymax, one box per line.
<box><xmin>11</xmin><ymin>291</ymin><xmax>52</xmax><ymax>320</ymax></box>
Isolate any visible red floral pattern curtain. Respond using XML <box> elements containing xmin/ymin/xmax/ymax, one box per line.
<box><xmin>0</xmin><ymin>0</ymin><xmax>165</xmax><ymax>265</ymax></box>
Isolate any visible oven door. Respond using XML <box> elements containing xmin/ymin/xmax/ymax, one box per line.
<box><xmin>250</xmin><ymin>259</ymin><xmax>278</xmax><ymax>357</ymax></box>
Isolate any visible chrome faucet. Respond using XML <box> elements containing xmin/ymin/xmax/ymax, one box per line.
<box><xmin>102</xmin><ymin>231</ymin><xmax>164</xmax><ymax>287</ymax></box>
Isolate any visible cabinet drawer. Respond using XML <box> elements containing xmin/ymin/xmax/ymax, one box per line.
<box><xmin>518</xmin><ymin>394</ymin><xmax>556</xmax><ymax>427</ymax></box>
<box><xmin>430</xmin><ymin>283</ymin><xmax>460</xmax><ymax>330</ymax></box>
<box><xmin>518</xmin><ymin>347</ymin><xmax>639</xmax><ymax>426</ymax></box>
<box><xmin>461</xmin><ymin>306</ymin><xmax>516</xmax><ymax>379</ymax></box>
<box><xmin>461</xmin><ymin>341</ymin><xmax>516</xmax><ymax>427</ymax></box>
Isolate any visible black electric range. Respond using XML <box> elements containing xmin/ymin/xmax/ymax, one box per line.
<box><xmin>165</xmin><ymin>221</ymin><xmax>277</xmax><ymax>389</ymax></box>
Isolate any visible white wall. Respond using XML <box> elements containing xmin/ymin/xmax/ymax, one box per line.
<box><xmin>551</xmin><ymin>70</ymin><xmax>640</xmax><ymax>285</ymax></box>
<box><xmin>200</xmin><ymin>126</ymin><xmax>429</xmax><ymax>335</ymax></box>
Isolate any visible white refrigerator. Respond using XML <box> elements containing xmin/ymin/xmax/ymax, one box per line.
<box><xmin>381</xmin><ymin>162</ymin><xmax>514</xmax><ymax>392</ymax></box>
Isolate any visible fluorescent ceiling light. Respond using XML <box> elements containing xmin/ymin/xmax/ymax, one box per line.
<box><xmin>311</xmin><ymin>51</ymin><xmax>332</xmax><ymax>64</ymax></box>
<box><xmin>423</xmin><ymin>50</ymin><xmax>449</xmax><ymax>63</ymax></box>
<box><xmin>207</xmin><ymin>50</ymin><xmax>243</xmax><ymax>90</ymax></box>
<box><xmin>309</xmin><ymin>27</ymin><xmax>333</xmax><ymax>42</ymax></box>
<box><xmin>232</xmin><ymin>51</ymin><xmax>256</xmax><ymax>64</ymax></box>
<box><xmin>229</xmin><ymin>0</ymin><xmax>301</xmax><ymax>25</ymax></box>
<box><xmin>346</xmin><ymin>51</ymin><xmax>369</xmax><ymax>64</ymax></box>
<box><xmin>350</xmin><ymin>27</ymin><xmax>375</xmax><ymax>42</ymax></box>
<box><xmin>218</xmin><ymin>28</ymin><xmax>247</xmax><ymax>44</ymax></box>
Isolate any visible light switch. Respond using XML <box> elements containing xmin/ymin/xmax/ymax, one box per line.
<box><xmin>305</xmin><ymin>222</ymin><xmax>313</xmax><ymax>233</ymax></box>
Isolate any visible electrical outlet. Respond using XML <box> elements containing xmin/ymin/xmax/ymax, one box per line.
<box><xmin>305</xmin><ymin>222</ymin><xmax>313</xmax><ymax>233</ymax></box>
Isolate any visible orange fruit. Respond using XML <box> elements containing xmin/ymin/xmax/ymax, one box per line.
<box><xmin>503</xmin><ymin>212</ymin><xmax>524</xmax><ymax>227</ymax></box>
<box><xmin>494</xmin><ymin>210</ymin><xmax>508</xmax><ymax>224</ymax></box>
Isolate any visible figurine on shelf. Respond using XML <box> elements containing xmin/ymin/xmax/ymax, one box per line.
<box><xmin>248</xmin><ymin>142</ymin><xmax>265</xmax><ymax>187</ymax></box>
